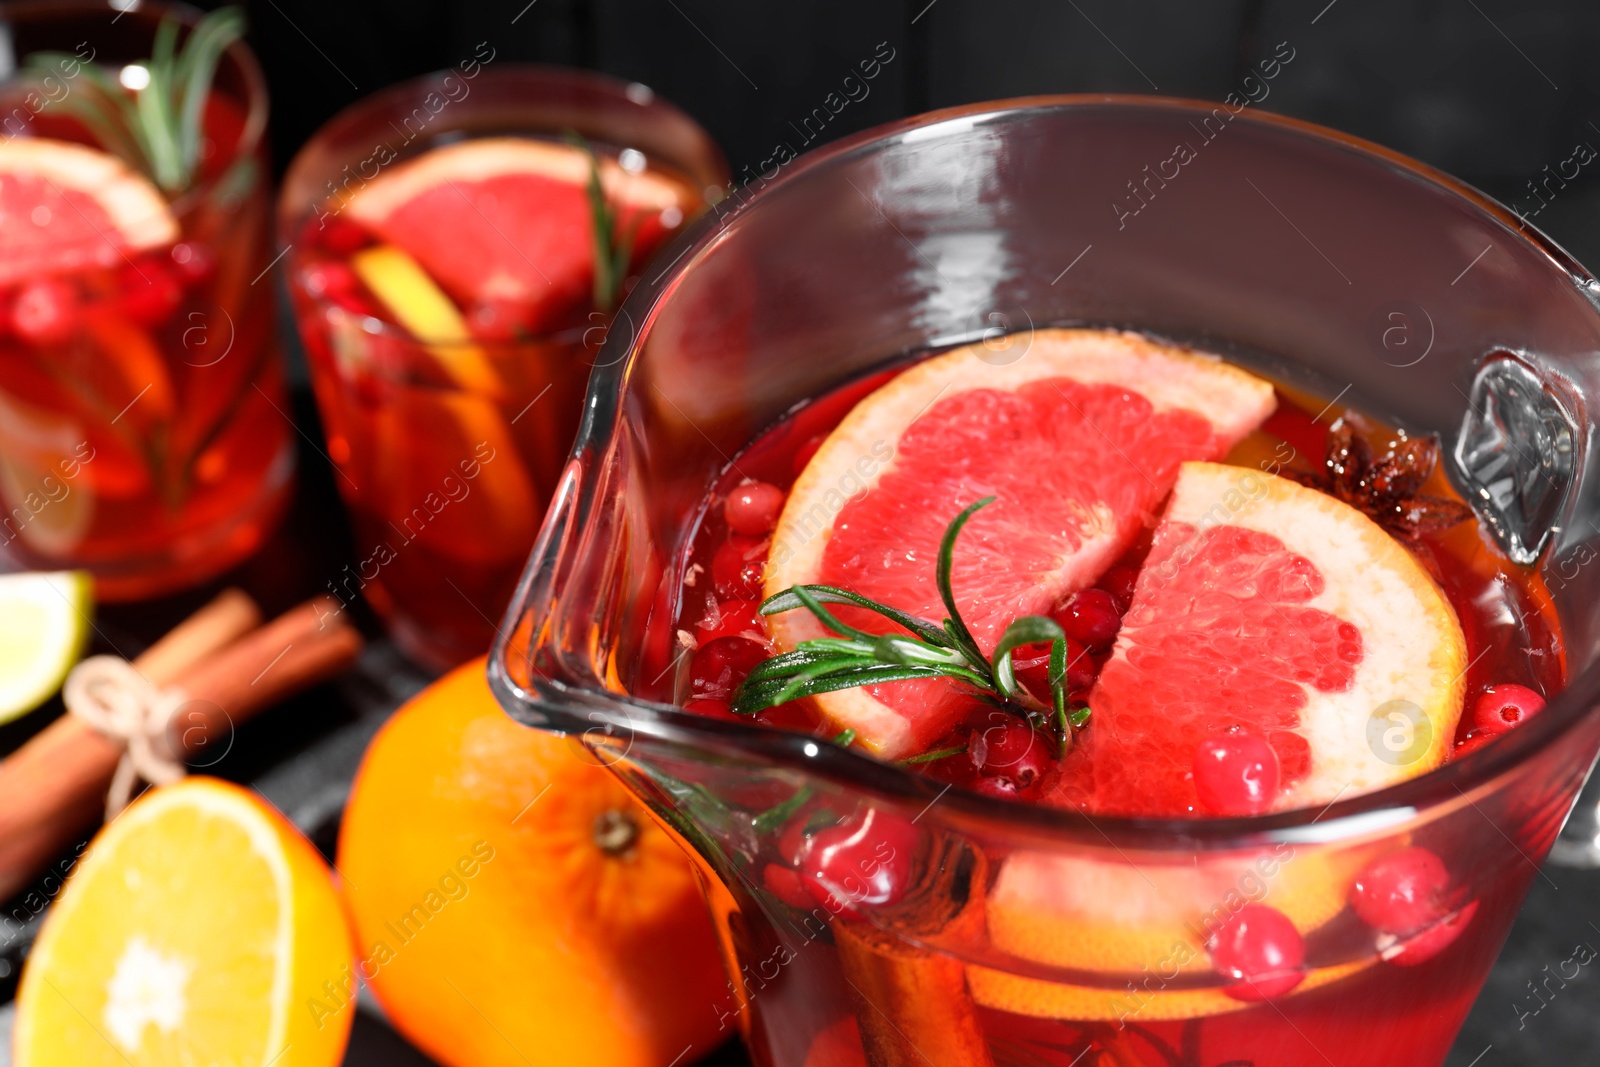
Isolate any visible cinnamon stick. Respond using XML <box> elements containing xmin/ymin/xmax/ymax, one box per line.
<box><xmin>833</xmin><ymin>838</ymin><xmax>995</xmax><ymax>1067</ymax></box>
<box><xmin>0</xmin><ymin>593</ymin><xmax>359</xmax><ymax>902</ymax></box>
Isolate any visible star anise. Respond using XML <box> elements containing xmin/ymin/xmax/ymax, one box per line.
<box><xmin>1282</xmin><ymin>417</ymin><xmax>1473</xmax><ymax>541</ymax></box>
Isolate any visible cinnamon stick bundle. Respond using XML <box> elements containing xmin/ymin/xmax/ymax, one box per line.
<box><xmin>0</xmin><ymin>590</ymin><xmax>361</xmax><ymax>902</ymax></box>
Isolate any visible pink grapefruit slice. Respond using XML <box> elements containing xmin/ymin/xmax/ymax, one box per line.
<box><xmin>0</xmin><ymin>139</ymin><xmax>176</xmax><ymax>287</ymax></box>
<box><xmin>1048</xmin><ymin>461</ymin><xmax>1467</xmax><ymax>816</ymax></box>
<box><xmin>764</xmin><ymin>328</ymin><xmax>1277</xmax><ymax>758</ymax></box>
<box><xmin>346</xmin><ymin>137</ymin><xmax>693</xmax><ymax>334</ymax></box>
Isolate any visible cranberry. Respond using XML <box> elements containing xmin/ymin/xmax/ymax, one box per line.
<box><xmin>1450</xmin><ymin>733</ymin><xmax>1496</xmax><ymax>760</ymax></box>
<box><xmin>1384</xmin><ymin>900</ymin><xmax>1478</xmax><ymax>967</ymax></box>
<box><xmin>1012</xmin><ymin>638</ymin><xmax>1096</xmax><ymax>700</ymax></box>
<box><xmin>11</xmin><ymin>279</ymin><xmax>79</xmax><ymax>346</ymax></box>
<box><xmin>725</xmin><ymin>480</ymin><xmax>786</xmax><ymax>535</ymax></box>
<box><xmin>968</xmin><ymin>718</ymin><xmax>1052</xmax><ymax>799</ymax></box>
<box><xmin>792</xmin><ymin>435</ymin><xmax>825</xmax><ymax>476</ymax></box>
<box><xmin>1053</xmin><ymin>588</ymin><xmax>1122</xmax><ymax>649</ymax></box>
<box><xmin>300</xmin><ymin>260</ymin><xmax>359</xmax><ymax>303</ymax></box>
<box><xmin>170</xmin><ymin>241</ymin><xmax>216</xmax><ymax>283</ymax></box>
<box><xmin>713</xmin><ymin>537</ymin><xmax>767</xmax><ymax>599</ymax></box>
<box><xmin>792</xmin><ymin>808</ymin><xmax>919</xmax><ymax>918</ymax></box>
<box><xmin>762</xmin><ymin>862</ymin><xmax>816</xmax><ymax>910</ymax></box>
<box><xmin>320</xmin><ymin>217</ymin><xmax>372</xmax><ymax>256</ymax></box>
<box><xmin>117</xmin><ymin>261</ymin><xmax>183</xmax><ymax>327</ymax></box>
<box><xmin>1471</xmin><ymin>684</ymin><xmax>1545</xmax><ymax>736</ymax></box>
<box><xmin>684</xmin><ymin>697</ymin><xmax>740</xmax><ymax>721</ymax></box>
<box><xmin>1099</xmin><ymin>564</ymin><xmax>1140</xmax><ymax>611</ymax></box>
<box><xmin>1207</xmin><ymin>903</ymin><xmax>1306</xmax><ymax>1001</ymax></box>
<box><xmin>1351</xmin><ymin>847</ymin><xmax>1451</xmax><ymax>935</ymax></box>
<box><xmin>689</xmin><ymin>636</ymin><xmax>767</xmax><ymax>699</ymax></box>
<box><xmin>697</xmin><ymin>598</ymin><xmax>763</xmax><ymax>642</ymax></box>
<box><xmin>1192</xmin><ymin>732</ymin><xmax>1281</xmax><ymax>816</ymax></box>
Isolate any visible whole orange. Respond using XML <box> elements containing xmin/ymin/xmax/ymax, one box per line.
<box><xmin>337</xmin><ymin>657</ymin><xmax>730</xmax><ymax>1067</ymax></box>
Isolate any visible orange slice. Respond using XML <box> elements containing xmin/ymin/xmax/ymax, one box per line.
<box><xmin>969</xmin><ymin>844</ymin><xmax>1374</xmax><ymax>1021</ymax></box>
<box><xmin>15</xmin><ymin>778</ymin><xmax>353</xmax><ymax>1067</ymax></box>
<box><xmin>349</xmin><ymin>243</ymin><xmax>507</xmax><ymax>399</ymax></box>
<box><xmin>764</xmin><ymin>328</ymin><xmax>1277</xmax><ymax>758</ymax></box>
<box><xmin>1049</xmin><ymin>462</ymin><xmax>1468</xmax><ymax>816</ymax></box>
<box><xmin>0</xmin><ymin>139</ymin><xmax>176</xmax><ymax>286</ymax></box>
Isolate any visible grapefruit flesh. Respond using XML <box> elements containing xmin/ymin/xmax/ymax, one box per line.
<box><xmin>0</xmin><ymin>139</ymin><xmax>176</xmax><ymax>287</ymax></box>
<box><xmin>347</xmin><ymin>137</ymin><xmax>692</xmax><ymax>332</ymax></box>
<box><xmin>1049</xmin><ymin>461</ymin><xmax>1467</xmax><ymax>816</ymax></box>
<box><xmin>765</xmin><ymin>329</ymin><xmax>1277</xmax><ymax>758</ymax></box>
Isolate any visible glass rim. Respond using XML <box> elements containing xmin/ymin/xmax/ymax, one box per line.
<box><xmin>0</xmin><ymin>0</ymin><xmax>270</xmax><ymax>212</ymax></box>
<box><xmin>490</xmin><ymin>92</ymin><xmax>1600</xmax><ymax>850</ymax></box>
<box><xmin>278</xmin><ymin>63</ymin><xmax>727</xmax><ymax>350</ymax></box>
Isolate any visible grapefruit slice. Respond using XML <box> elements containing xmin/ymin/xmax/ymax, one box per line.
<box><xmin>346</xmin><ymin>137</ymin><xmax>692</xmax><ymax>333</ymax></box>
<box><xmin>14</xmin><ymin>777</ymin><xmax>352</xmax><ymax>1067</ymax></box>
<box><xmin>0</xmin><ymin>139</ymin><xmax>176</xmax><ymax>287</ymax></box>
<box><xmin>764</xmin><ymin>328</ymin><xmax>1276</xmax><ymax>758</ymax></box>
<box><xmin>1049</xmin><ymin>462</ymin><xmax>1467</xmax><ymax>816</ymax></box>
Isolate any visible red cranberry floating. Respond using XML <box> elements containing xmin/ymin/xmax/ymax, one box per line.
<box><xmin>169</xmin><ymin>241</ymin><xmax>216</xmax><ymax>283</ymax></box>
<box><xmin>1471</xmin><ymin>684</ymin><xmax>1545</xmax><ymax>737</ymax></box>
<box><xmin>11</xmin><ymin>279</ymin><xmax>79</xmax><ymax>346</ymax></box>
<box><xmin>1099</xmin><ymin>563</ymin><xmax>1140</xmax><ymax>611</ymax></box>
<box><xmin>1053</xmin><ymin>588</ymin><xmax>1122</xmax><ymax>650</ymax></box>
<box><xmin>1192</xmin><ymin>732</ymin><xmax>1281</xmax><ymax>816</ymax></box>
<box><xmin>725</xmin><ymin>481</ymin><xmax>786</xmax><ymax>536</ymax></box>
<box><xmin>1012</xmin><ymin>638</ymin><xmax>1096</xmax><ymax>699</ymax></box>
<box><xmin>689</xmin><ymin>636</ymin><xmax>767</xmax><ymax>699</ymax></box>
<box><xmin>796</xmin><ymin>808</ymin><xmax>919</xmax><ymax>918</ymax></box>
<box><xmin>713</xmin><ymin>537</ymin><xmax>767</xmax><ymax>599</ymax></box>
<box><xmin>1207</xmin><ymin>903</ymin><xmax>1306</xmax><ymax>1001</ymax></box>
<box><xmin>761</xmin><ymin>862</ymin><xmax>816</xmax><ymax>910</ymax></box>
<box><xmin>300</xmin><ymin>260</ymin><xmax>360</xmax><ymax>302</ymax></box>
<box><xmin>320</xmin><ymin>217</ymin><xmax>372</xmax><ymax>257</ymax></box>
<box><xmin>1383</xmin><ymin>900</ymin><xmax>1478</xmax><ymax>967</ymax></box>
<box><xmin>1351</xmin><ymin>846</ymin><xmax>1451</xmax><ymax>935</ymax></box>
<box><xmin>1450</xmin><ymin>733</ymin><xmax>1496</xmax><ymax>760</ymax></box>
<box><xmin>968</xmin><ymin>719</ymin><xmax>1052</xmax><ymax>799</ymax></box>
<box><xmin>117</xmin><ymin>261</ymin><xmax>183</xmax><ymax>327</ymax></box>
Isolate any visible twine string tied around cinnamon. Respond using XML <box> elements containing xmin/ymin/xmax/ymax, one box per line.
<box><xmin>62</xmin><ymin>655</ymin><xmax>188</xmax><ymax>818</ymax></box>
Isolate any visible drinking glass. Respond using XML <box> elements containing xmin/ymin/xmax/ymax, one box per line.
<box><xmin>280</xmin><ymin>65</ymin><xmax>727</xmax><ymax>672</ymax></box>
<box><xmin>0</xmin><ymin>0</ymin><xmax>291</xmax><ymax>599</ymax></box>
<box><xmin>489</xmin><ymin>97</ymin><xmax>1600</xmax><ymax>1066</ymax></box>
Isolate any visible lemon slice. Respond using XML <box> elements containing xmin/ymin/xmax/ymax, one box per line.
<box><xmin>0</xmin><ymin>570</ymin><xmax>92</xmax><ymax>723</ymax></box>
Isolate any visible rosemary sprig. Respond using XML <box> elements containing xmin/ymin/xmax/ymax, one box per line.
<box><xmin>24</xmin><ymin>7</ymin><xmax>246</xmax><ymax>194</ymax></box>
<box><xmin>567</xmin><ymin>132</ymin><xmax>639</xmax><ymax>314</ymax></box>
<box><xmin>732</xmin><ymin>498</ymin><xmax>1092</xmax><ymax>755</ymax></box>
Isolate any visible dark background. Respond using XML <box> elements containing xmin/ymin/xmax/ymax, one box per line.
<box><xmin>240</xmin><ymin>0</ymin><xmax>1600</xmax><ymax>269</ymax></box>
<box><xmin>7</xmin><ymin>2</ymin><xmax>1600</xmax><ymax>1065</ymax></box>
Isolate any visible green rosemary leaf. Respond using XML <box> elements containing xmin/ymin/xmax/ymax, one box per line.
<box><xmin>176</xmin><ymin>7</ymin><xmax>245</xmax><ymax>178</ymax></box>
<box><xmin>735</xmin><ymin>664</ymin><xmax>957</xmax><ymax>714</ymax></box>
<box><xmin>759</xmin><ymin>584</ymin><xmax>949</xmax><ymax>646</ymax></box>
<box><xmin>936</xmin><ymin>496</ymin><xmax>997</xmax><ymax>669</ymax></box>
<box><xmin>1069</xmin><ymin>706</ymin><xmax>1092</xmax><ymax>727</ymax></box>
<box><xmin>566</xmin><ymin>132</ymin><xmax>623</xmax><ymax>312</ymax></box>
<box><xmin>832</xmin><ymin>728</ymin><xmax>857</xmax><ymax>747</ymax></box>
<box><xmin>1048</xmin><ymin>635</ymin><xmax>1068</xmax><ymax>719</ymax></box>
<box><xmin>791</xmin><ymin>585</ymin><xmax>875</xmax><ymax>642</ymax></box>
<box><xmin>901</xmin><ymin>744</ymin><xmax>968</xmax><ymax>765</ymax></box>
<box><xmin>751</xmin><ymin>783</ymin><xmax>813</xmax><ymax>836</ymax></box>
<box><xmin>22</xmin><ymin>8</ymin><xmax>245</xmax><ymax>194</ymax></box>
<box><xmin>992</xmin><ymin>614</ymin><xmax>1067</xmax><ymax>701</ymax></box>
